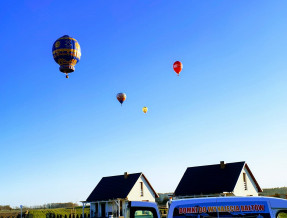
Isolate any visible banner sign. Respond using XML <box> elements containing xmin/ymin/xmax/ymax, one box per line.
<box><xmin>173</xmin><ymin>201</ymin><xmax>270</xmax><ymax>218</ymax></box>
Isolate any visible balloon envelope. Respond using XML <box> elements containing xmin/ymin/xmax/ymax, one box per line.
<box><xmin>117</xmin><ymin>93</ymin><xmax>126</xmax><ymax>104</ymax></box>
<box><xmin>142</xmin><ymin>107</ymin><xmax>148</xmax><ymax>114</ymax></box>
<box><xmin>52</xmin><ymin>35</ymin><xmax>81</xmax><ymax>78</ymax></box>
<box><xmin>173</xmin><ymin>61</ymin><xmax>182</xmax><ymax>75</ymax></box>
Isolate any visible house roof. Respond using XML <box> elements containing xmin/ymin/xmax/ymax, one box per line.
<box><xmin>174</xmin><ymin>161</ymin><xmax>262</xmax><ymax>197</ymax></box>
<box><xmin>86</xmin><ymin>173</ymin><xmax>158</xmax><ymax>202</ymax></box>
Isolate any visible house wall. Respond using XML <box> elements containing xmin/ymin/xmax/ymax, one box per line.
<box><xmin>90</xmin><ymin>200</ymin><xmax>126</xmax><ymax>218</ymax></box>
<box><xmin>233</xmin><ymin>166</ymin><xmax>259</xmax><ymax>196</ymax></box>
<box><xmin>127</xmin><ymin>175</ymin><xmax>156</xmax><ymax>202</ymax></box>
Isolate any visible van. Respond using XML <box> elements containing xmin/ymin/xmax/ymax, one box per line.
<box><xmin>167</xmin><ymin>197</ymin><xmax>287</xmax><ymax>218</ymax></box>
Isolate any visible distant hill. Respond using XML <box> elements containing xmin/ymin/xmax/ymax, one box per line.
<box><xmin>260</xmin><ymin>187</ymin><xmax>287</xmax><ymax>197</ymax></box>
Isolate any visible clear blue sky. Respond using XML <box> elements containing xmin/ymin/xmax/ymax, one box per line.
<box><xmin>1</xmin><ymin>0</ymin><xmax>287</xmax><ymax>207</ymax></box>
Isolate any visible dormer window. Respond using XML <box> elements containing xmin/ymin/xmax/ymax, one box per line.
<box><xmin>243</xmin><ymin>173</ymin><xmax>248</xmax><ymax>190</ymax></box>
<box><xmin>140</xmin><ymin>182</ymin><xmax>144</xmax><ymax>196</ymax></box>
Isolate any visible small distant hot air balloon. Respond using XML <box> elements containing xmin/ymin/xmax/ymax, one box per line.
<box><xmin>117</xmin><ymin>93</ymin><xmax>126</xmax><ymax>106</ymax></box>
<box><xmin>52</xmin><ymin>35</ymin><xmax>81</xmax><ymax>78</ymax></box>
<box><xmin>173</xmin><ymin>61</ymin><xmax>183</xmax><ymax>76</ymax></box>
<box><xmin>142</xmin><ymin>107</ymin><xmax>148</xmax><ymax>114</ymax></box>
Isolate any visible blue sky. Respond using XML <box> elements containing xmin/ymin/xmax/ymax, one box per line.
<box><xmin>1</xmin><ymin>0</ymin><xmax>287</xmax><ymax>207</ymax></box>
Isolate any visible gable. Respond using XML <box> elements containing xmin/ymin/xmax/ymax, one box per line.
<box><xmin>233</xmin><ymin>164</ymin><xmax>262</xmax><ymax>196</ymax></box>
<box><xmin>174</xmin><ymin>162</ymin><xmax>245</xmax><ymax>196</ymax></box>
<box><xmin>127</xmin><ymin>175</ymin><xmax>157</xmax><ymax>202</ymax></box>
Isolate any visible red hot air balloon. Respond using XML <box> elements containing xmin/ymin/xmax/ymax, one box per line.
<box><xmin>173</xmin><ymin>61</ymin><xmax>183</xmax><ymax>76</ymax></box>
<box><xmin>117</xmin><ymin>93</ymin><xmax>126</xmax><ymax>106</ymax></box>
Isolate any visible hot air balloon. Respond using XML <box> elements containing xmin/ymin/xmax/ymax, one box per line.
<box><xmin>142</xmin><ymin>107</ymin><xmax>148</xmax><ymax>114</ymax></box>
<box><xmin>52</xmin><ymin>35</ymin><xmax>81</xmax><ymax>78</ymax></box>
<box><xmin>173</xmin><ymin>61</ymin><xmax>182</xmax><ymax>76</ymax></box>
<box><xmin>117</xmin><ymin>93</ymin><xmax>126</xmax><ymax>106</ymax></box>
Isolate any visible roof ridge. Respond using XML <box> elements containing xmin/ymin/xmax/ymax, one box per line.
<box><xmin>187</xmin><ymin>161</ymin><xmax>245</xmax><ymax>169</ymax></box>
<box><xmin>102</xmin><ymin>172</ymin><xmax>142</xmax><ymax>178</ymax></box>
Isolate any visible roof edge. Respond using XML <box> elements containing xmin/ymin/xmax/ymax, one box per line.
<box><xmin>86</xmin><ymin>177</ymin><xmax>104</xmax><ymax>202</ymax></box>
<box><xmin>173</xmin><ymin>168</ymin><xmax>188</xmax><ymax>196</ymax></box>
<box><xmin>101</xmin><ymin>172</ymin><xmax>142</xmax><ymax>179</ymax></box>
<box><xmin>244</xmin><ymin>163</ymin><xmax>263</xmax><ymax>192</ymax></box>
<box><xmin>186</xmin><ymin>161</ymin><xmax>246</xmax><ymax>169</ymax></box>
<box><xmin>141</xmin><ymin>173</ymin><xmax>159</xmax><ymax>198</ymax></box>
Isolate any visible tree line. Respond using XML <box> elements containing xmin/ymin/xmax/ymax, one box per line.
<box><xmin>260</xmin><ymin>187</ymin><xmax>287</xmax><ymax>197</ymax></box>
<box><xmin>30</xmin><ymin>202</ymin><xmax>79</xmax><ymax>209</ymax></box>
<box><xmin>0</xmin><ymin>205</ymin><xmax>12</xmax><ymax>210</ymax></box>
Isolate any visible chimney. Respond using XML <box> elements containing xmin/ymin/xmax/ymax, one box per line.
<box><xmin>220</xmin><ymin>161</ymin><xmax>225</xmax><ymax>169</ymax></box>
<box><xmin>124</xmin><ymin>172</ymin><xmax>129</xmax><ymax>179</ymax></box>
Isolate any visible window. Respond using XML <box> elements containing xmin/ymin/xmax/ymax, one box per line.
<box><xmin>243</xmin><ymin>173</ymin><xmax>248</xmax><ymax>190</ymax></box>
<box><xmin>277</xmin><ymin>211</ymin><xmax>287</xmax><ymax>218</ymax></box>
<box><xmin>140</xmin><ymin>182</ymin><xmax>144</xmax><ymax>196</ymax></box>
<box><xmin>135</xmin><ymin>210</ymin><xmax>153</xmax><ymax>218</ymax></box>
<box><xmin>131</xmin><ymin>207</ymin><xmax>158</xmax><ymax>218</ymax></box>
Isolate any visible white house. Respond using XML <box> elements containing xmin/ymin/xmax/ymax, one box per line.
<box><xmin>173</xmin><ymin>161</ymin><xmax>262</xmax><ymax>199</ymax></box>
<box><xmin>85</xmin><ymin>172</ymin><xmax>159</xmax><ymax>218</ymax></box>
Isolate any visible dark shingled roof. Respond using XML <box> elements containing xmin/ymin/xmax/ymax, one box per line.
<box><xmin>86</xmin><ymin>173</ymin><xmax>158</xmax><ymax>202</ymax></box>
<box><xmin>86</xmin><ymin>173</ymin><xmax>141</xmax><ymax>202</ymax></box>
<box><xmin>174</xmin><ymin>162</ymin><xmax>247</xmax><ymax>196</ymax></box>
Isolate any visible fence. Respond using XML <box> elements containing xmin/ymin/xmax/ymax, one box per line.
<box><xmin>0</xmin><ymin>213</ymin><xmax>90</xmax><ymax>218</ymax></box>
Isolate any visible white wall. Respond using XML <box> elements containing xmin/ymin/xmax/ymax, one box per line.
<box><xmin>127</xmin><ymin>175</ymin><xmax>156</xmax><ymax>202</ymax></box>
<box><xmin>233</xmin><ymin>166</ymin><xmax>259</xmax><ymax>196</ymax></box>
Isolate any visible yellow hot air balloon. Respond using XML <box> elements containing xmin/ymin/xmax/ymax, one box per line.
<box><xmin>142</xmin><ymin>107</ymin><xmax>148</xmax><ymax>114</ymax></box>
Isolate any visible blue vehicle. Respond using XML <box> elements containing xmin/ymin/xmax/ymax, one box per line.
<box><xmin>167</xmin><ymin>197</ymin><xmax>287</xmax><ymax>218</ymax></box>
<box><xmin>123</xmin><ymin>197</ymin><xmax>287</xmax><ymax>218</ymax></box>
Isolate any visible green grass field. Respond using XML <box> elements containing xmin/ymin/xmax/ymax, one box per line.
<box><xmin>1</xmin><ymin>208</ymin><xmax>286</xmax><ymax>218</ymax></box>
<box><xmin>0</xmin><ymin>210</ymin><xmax>20</xmax><ymax>218</ymax></box>
<box><xmin>29</xmin><ymin>208</ymin><xmax>90</xmax><ymax>217</ymax></box>
<box><xmin>0</xmin><ymin>208</ymin><xmax>90</xmax><ymax>218</ymax></box>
